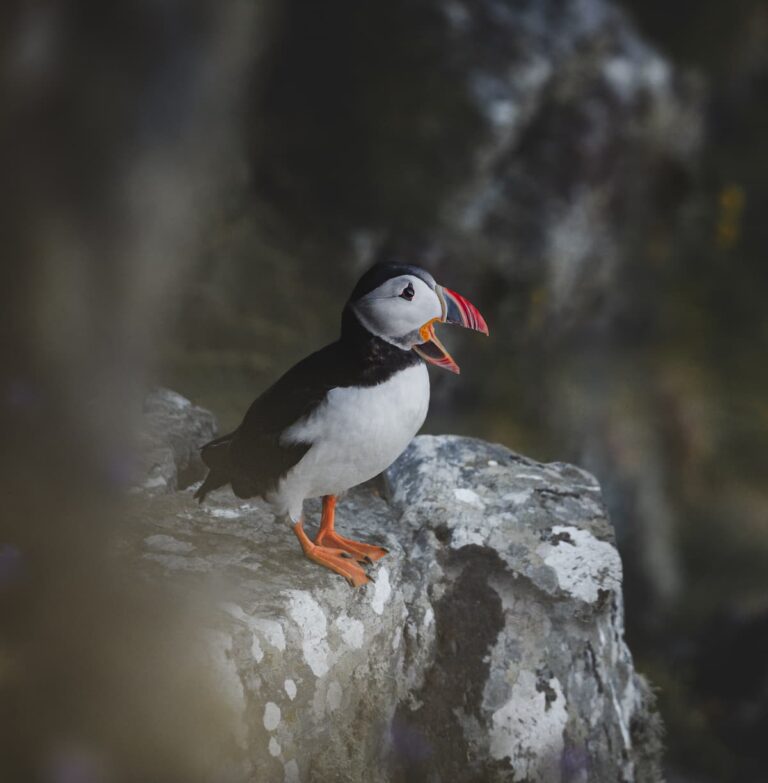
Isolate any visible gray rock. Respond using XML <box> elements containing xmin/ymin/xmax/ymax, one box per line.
<box><xmin>425</xmin><ymin>0</ymin><xmax>701</xmax><ymax>621</ymax></box>
<box><xmin>138</xmin><ymin>388</ymin><xmax>218</xmax><ymax>492</ymax></box>
<box><xmin>129</xmin><ymin>430</ymin><xmax>662</xmax><ymax>782</ymax></box>
<box><xmin>386</xmin><ymin>437</ymin><xmax>663</xmax><ymax>783</ymax></box>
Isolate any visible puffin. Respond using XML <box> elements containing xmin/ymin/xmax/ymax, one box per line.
<box><xmin>195</xmin><ymin>263</ymin><xmax>488</xmax><ymax>587</ymax></box>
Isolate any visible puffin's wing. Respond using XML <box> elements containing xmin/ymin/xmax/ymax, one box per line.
<box><xmin>194</xmin><ymin>430</ymin><xmax>238</xmax><ymax>500</ymax></box>
<box><xmin>226</xmin><ymin>342</ymin><xmax>348</xmax><ymax>499</ymax></box>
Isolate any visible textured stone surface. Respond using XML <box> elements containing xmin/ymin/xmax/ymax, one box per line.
<box><xmin>385</xmin><ymin>437</ymin><xmax>662</xmax><ymax>783</ymax></box>
<box><xmin>129</xmin><ymin>393</ymin><xmax>662</xmax><ymax>782</ymax></box>
<box><xmin>138</xmin><ymin>388</ymin><xmax>218</xmax><ymax>492</ymax></box>
<box><xmin>422</xmin><ymin>0</ymin><xmax>701</xmax><ymax>621</ymax></box>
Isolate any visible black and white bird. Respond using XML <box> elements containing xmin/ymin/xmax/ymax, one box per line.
<box><xmin>195</xmin><ymin>263</ymin><xmax>488</xmax><ymax>587</ymax></box>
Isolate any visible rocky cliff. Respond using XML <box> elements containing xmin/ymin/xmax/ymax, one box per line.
<box><xmin>176</xmin><ymin>0</ymin><xmax>703</xmax><ymax>629</ymax></box>
<box><xmin>130</xmin><ymin>390</ymin><xmax>662</xmax><ymax>782</ymax></box>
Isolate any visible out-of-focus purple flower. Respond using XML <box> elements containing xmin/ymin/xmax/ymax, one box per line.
<box><xmin>45</xmin><ymin>744</ymin><xmax>109</xmax><ymax>783</ymax></box>
<box><xmin>6</xmin><ymin>379</ymin><xmax>41</xmax><ymax>410</ymax></box>
<box><xmin>561</xmin><ymin>743</ymin><xmax>590</xmax><ymax>780</ymax></box>
<box><xmin>390</xmin><ymin>717</ymin><xmax>433</xmax><ymax>762</ymax></box>
<box><xmin>105</xmin><ymin>452</ymin><xmax>139</xmax><ymax>490</ymax></box>
<box><xmin>0</xmin><ymin>545</ymin><xmax>23</xmax><ymax>588</ymax></box>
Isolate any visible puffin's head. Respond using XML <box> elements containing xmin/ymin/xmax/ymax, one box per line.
<box><xmin>347</xmin><ymin>263</ymin><xmax>488</xmax><ymax>374</ymax></box>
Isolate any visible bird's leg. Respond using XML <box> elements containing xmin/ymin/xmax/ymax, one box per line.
<box><xmin>292</xmin><ymin>518</ymin><xmax>371</xmax><ymax>588</ymax></box>
<box><xmin>314</xmin><ymin>495</ymin><xmax>389</xmax><ymax>563</ymax></box>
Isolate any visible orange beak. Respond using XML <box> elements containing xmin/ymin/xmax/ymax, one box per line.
<box><xmin>413</xmin><ymin>286</ymin><xmax>489</xmax><ymax>374</ymax></box>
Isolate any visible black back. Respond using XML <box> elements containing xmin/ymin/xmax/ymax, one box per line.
<box><xmin>195</xmin><ymin>302</ymin><xmax>420</xmax><ymax>502</ymax></box>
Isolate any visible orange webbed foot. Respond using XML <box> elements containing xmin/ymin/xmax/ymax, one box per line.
<box><xmin>314</xmin><ymin>529</ymin><xmax>389</xmax><ymax>564</ymax></box>
<box><xmin>293</xmin><ymin>521</ymin><xmax>371</xmax><ymax>588</ymax></box>
<box><xmin>316</xmin><ymin>494</ymin><xmax>388</xmax><ymax>565</ymax></box>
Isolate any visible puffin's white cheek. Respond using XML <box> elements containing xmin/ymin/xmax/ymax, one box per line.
<box><xmin>354</xmin><ymin>299</ymin><xmax>398</xmax><ymax>336</ymax></box>
<box><xmin>351</xmin><ymin>278</ymin><xmax>443</xmax><ymax>341</ymax></box>
<box><xmin>420</xmin><ymin>294</ymin><xmax>442</xmax><ymax>324</ymax></box>
<box><xmin>384</xmin><ymin>303</ymin><xmax>419</xmax><ymax>336</ymax></box>
<box><xmin>387</xmin><ymin>296</ymin><xmax>441</xmax><ymax>337</ymax></box>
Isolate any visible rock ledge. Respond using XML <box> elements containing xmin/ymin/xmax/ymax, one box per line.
<box><xmin>130</xmin><ymin>391</ymin><xmax>662</xmax><ymax>783</ymax></box>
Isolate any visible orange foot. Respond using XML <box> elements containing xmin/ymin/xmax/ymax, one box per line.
<box><xmin>293</xmin><ymin>521</ymin><xmax>371</xmax><ymax>588</ymax></box>
<box><xmin>315</xmin><ymin>529</ymin><xmax>389</xmax><ymax>564</ymax></box>
<box><xmin>316</xmin><ymin>494</ymin><xmax>389</xmax><ymax>564</ymax></box>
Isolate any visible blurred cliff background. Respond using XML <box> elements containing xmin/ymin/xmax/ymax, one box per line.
<box><xmin>1</xmin><ymin>0</ymin><xmax>766</xmax><ymax>781</ymax></box>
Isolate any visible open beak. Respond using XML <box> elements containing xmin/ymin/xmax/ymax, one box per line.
<box><xmin>413</xmin><ymin>286</ymin><xmax>489</xmax><ymax>374</ymax></box>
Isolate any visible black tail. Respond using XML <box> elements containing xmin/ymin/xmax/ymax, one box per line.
<box><xmin>194</xmin><ymin>431</ymin><xmax>235</xmax><ymax>502</ymax></box>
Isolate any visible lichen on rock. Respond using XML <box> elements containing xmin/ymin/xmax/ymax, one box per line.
<box><xmin>128</xmin><ymin>393</ymin><xmax>663</xmax><ymax>783</ymax></box>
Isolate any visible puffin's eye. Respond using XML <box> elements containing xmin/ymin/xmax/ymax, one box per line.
<box><xmin>399</xmin><ymin>282</ymin><xmax>415</xmax><ymax>301</ymax></box>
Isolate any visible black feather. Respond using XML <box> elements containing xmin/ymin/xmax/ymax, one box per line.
<box><xmin>194</xmin><ymin>431</ymin><xmax>235</xmax><ymax>501</ymax></box>
<box><xmin>196</xmin><ymin>266</ymin><xmax>424</xmax><ymax>506</ymax></box>
<box><xmin>347</xmin><ymin>262</ymin><xmax>436</xmax><ymax>301</ymax></box>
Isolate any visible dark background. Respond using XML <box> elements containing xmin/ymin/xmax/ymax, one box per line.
<box><xmin>1</xmin><ymin>1</ymin><xmax>766</xmax><ymax>781</ymax></box>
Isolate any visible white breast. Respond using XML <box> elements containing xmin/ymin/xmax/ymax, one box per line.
<box><xmin>269</xmin><ymin>362</ymin><xmax>430</xmax><ymax>521</ymax></box>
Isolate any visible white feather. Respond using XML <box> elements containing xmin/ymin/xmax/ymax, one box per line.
<box><xmin>268</xmin><ymin>362</ymin><xmax>430</xmax><ymax>521</ymax></box>
<box><xmin>351</xmin><ymin>275</ymin><xmax>441</xmax><ymax>345</ymax></box>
